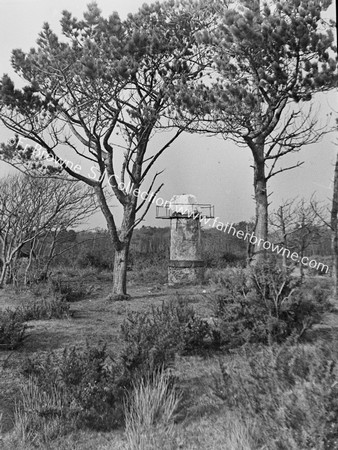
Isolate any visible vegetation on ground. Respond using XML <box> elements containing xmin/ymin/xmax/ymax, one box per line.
<box><xmin>0</xmin><ymin>258</ymin><xmax>336</xmax><ymax>449</ymax></box>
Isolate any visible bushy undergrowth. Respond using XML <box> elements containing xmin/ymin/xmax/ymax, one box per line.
<box><xmin>49</xmin><ymin>278</ymin><xmax>88</xmax><ymax>302</ymax></box>
<box><xmin>120</xmin><ymin>298</ymin><xmax>212</xmax><ymax>382</ymax></box>
<box><xmin>213</xmin><ymin>263</ymin><xmax>330</xmax><ymax>348</ymax></box>
<box><xmin>0</xmin><ymin>309</ymin><xmax>26</xmax><ymax>350</ymax></box>
<box><xmin>19</xmin><ymin>343</ymin><xmax>124</xmax><ymax>442</ymax></box>
<box><xmin>16</xmin><ymin>297</ymin><xmax>71</xmax><ymax>321</ymax></box>
<box><xmin>0</xmin><ymin>297</ymin><xmax>71</xmax><ymax>351</ymax></box>
<box><xmin>14</xmin><ymin>299</ymin><xmax>211</xmax><ymax>444</ymax></box>
<box><xmin>214</xmin><ymin>341</ymin><xmax>338</xmax><ymax>450</ymax></box>
<box><xmin>76</xmin><ymin>251</ymin><xmax>112</xmax><ymax>271</ymax></box>
<box><xmin>129</xmin><ymin>254</ymin><xmax>167</xmax><ymax>285</ymax></box>
<box><xmin>10</xmin><ymin>263</ymin><xmax>335</xmax><ymax>448</ymax></box>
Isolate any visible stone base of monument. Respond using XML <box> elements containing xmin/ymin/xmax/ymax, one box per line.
<box><xmin>168</xmin><ymin>260</ymin><xmax>204</xmax><ymax>286</ymax></box>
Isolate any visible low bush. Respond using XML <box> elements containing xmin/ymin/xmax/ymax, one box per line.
<box><xmin>206</xmin><ymin>266</ymin><xmax>250</xmax><ymax>289</ymax></box>
<box><xmin>129</xmin><ymin>254</ymin><xmax>167</xmax><ymax>285</ymax></box>
<box><xmin>49</xmin><ymin>278</ymin><xmax>87</xmax><ymax>302</ymax></box>
<box><xmin>307</xmin><ymin>255</ymin><xmax>332</xmax><ymax>277</ymax></box>
<box><xmin>213</xmin><ymin>263</ymin><xmax>330</xmax><ymax>348</ymax></box>
<box><xmin>76</xmin><ymin>251</ymin><xmax>112</xmax><ymax>271</ymax></box>
<box><xmin>0</xmin><ymin>298</ymin><xmax>70</xmax><ymax>352</ymax></box>
<box><xmin>19</xmin><ymin>343</ymin><xmax>124</xmax><ymax>441</ymax></box>
<box><xmin>214</xmin><ymin>341</ymin><xmax>338</xmax><ymax>450</ymax></box>
<box><xmin>301</xmin><ymin>276</ymin><xmax>333</xmax><ymax>306</ymax></box>
<box><xmin>120</xmin><ymin>298</ymin><xmax>212</xmax><ymax>383</ymax></box>
<box><xmin>15</xmin><ymin>299</ymin><xmax>210</xmax><ymax>444</ymax></box>
<box><xmin>16</xmin><ymin>297</ymin><xmax>71</xmax><ymax>321</ymax></box>
<box><xmin>0</xmin><ymin>309</ymin><xmax>26</xmax><ymax>350</ymax></box>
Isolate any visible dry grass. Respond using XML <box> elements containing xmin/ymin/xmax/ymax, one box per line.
<box><xmin>175</xmin><ymin>410</ymin><xmax>256</xmax><ymax>450</ymax></box>
<box><xmin>124</xmin><ymin>369</ymin><xmax>180</xmax><ymax>450</ymax></box>
<box><xmin>12</xmin><ymin>377</ymin><xmax>75</xmax><ymax>446</ymax></box>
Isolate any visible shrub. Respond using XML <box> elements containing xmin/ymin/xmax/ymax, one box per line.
<box><xmin>125</xmin><ymin>369</ymin><xmax>180</xmax><ymax>450</ymax></box>
<box><xmin>120</xmin><ymin>298</ymin><xmax>212</xmax><ymax>383</ymax></box>
<box><xmin>220</xmin><ymin>252</ymin><xmax>246</xmax><ymax>266</ymax></box>
<box><xmin>213</xmin><ymin>263</ymin><xmax>329</xmax><ymax>347</ymax></box>
<box><xmin>306</xmin><ymin>255</ymin><xmax>331</xmax><ymax>277</ymax></box>
<box><xmin>207</xmin><ymin>266</ymin><xmax>250</xmax><ymax>289</ymax></box>
<box><xmin>76</xmin><ymin>251</ymin><xmax>112</xmax><ymax>271</ymax></box>
<box><xmin>301</xmin><ymin>277</ymin><xmax>333</xmax><ymax>309</ymax></box>
<box><xmin>16</xmin><ymin>298</ymin><xmax>71</xmax><ymax>321</ymax></box>
<box><xmin>0</xmin><ymin>309</ymin><xmax>26</xmax><ymax>350</ymax></box>
<box><xmin>129</xmin><ymin>254</ymin><xmax>167</xmax><ymax>285</ymax></box>
<box><xmin>20</xmin><ymin>343</ymin><xmax>124</xmax><ymax>436</ymax></box>
<box><xmin>213</xmin><ymin>342</ymin><xmax>338</xmax><ymax>450</ymax></box>
<box><xmin>49</xmin><ymin>278</ymin><xmax>87</xmax><ymax>302</ymax></box>
<box><xmin>17</xmin><ymin>331</ymin><xmax>185</xmax><ymax>445</ymax></box>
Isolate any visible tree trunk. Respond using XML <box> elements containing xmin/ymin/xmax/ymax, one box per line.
<box><xmin>252</xmin><ymin>153</ymin><xmax>268</xmax><ymax>264</ymax></box>
<box><xmin>24</xmin><ymin>241</ymin><xmax>36</xmax><ymax>285</ymax></box>
<box><xmin>0</xmin><ymin>262</ymin><xmax>9</xmax><ymax>288</ymax></box>
<box><xmin>280</xmin><ymin>207</ymin><xmax>288</xmax><ymax>272</ymax></box>
<box><xmin>94</xmin><ymin>183</ymin><xmax>137</xmax><ymax>299</ymax></box>
<box><xmin>331</xmin><ymin>153</ymin><xmax>338</xmax><ymax>300</ymax></box>
<box><xmin>10</xmin><ymin>253</ymin><xmax>19</xmax><ymax>286</ymax></box>
<box><xmin>299</xmin><ymin>250</ymin><xmax>305</xmax><ymax>281</ymax></box>
<box><xmin>109</xmin><ymin>202</ymin><xmax>135</xmax><ymax>299</ymax></box>
<box><xmin>39</xmin><ymin>234</ymin><xmax>57</xmax><ymax>282</ymax></box>
<box><xmin>111</xmin><ymin>240</ymin><xmax>131</xmax><ymax>298</ymax></box>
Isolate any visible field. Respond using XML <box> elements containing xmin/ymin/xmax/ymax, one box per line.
<box><xmin>0</xmin><ymin>265</ymin><xmax>338</xmax><ymax>450</ymax></box>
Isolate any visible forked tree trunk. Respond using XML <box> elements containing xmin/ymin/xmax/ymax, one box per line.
<box><xmin>331</xmin><ymin>153</ymin><xmax>338</xmax><ymax>299</ymax></box>
<box><xmin>95</xmin><ymin>185</ymin><xmax>136</xmax><ymax>299</ymax></box>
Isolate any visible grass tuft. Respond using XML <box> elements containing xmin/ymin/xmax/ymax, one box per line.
<box><xmin>125</xmin><ymin>369</ymin><xmax>180</xmax><ymax>450</ymax></box>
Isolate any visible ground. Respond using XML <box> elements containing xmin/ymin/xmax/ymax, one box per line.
<box><xmin>0</xmin><ymin>269</ymin><xmax>337</xmax><ymax>449</ymax></box>
<box><xmin>0</xmin><ymin>271</ymin><xmax>212</xmax><ymax>437</ymax></box>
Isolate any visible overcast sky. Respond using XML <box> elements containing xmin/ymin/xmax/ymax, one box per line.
<box><xmin>0</xmin><ymin>0</ymin><xmax>337</xmax><ymax>230</ymax></box>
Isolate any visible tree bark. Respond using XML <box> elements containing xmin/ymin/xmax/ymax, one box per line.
<box><xmin>252</xmin><ymin>144</ymin><xmax>268</xmax><ymax>265</ymax></box>
<box><xmin>24</xmin><ymin>240</ymin><xmax>36</xmax><ymax>285</ymax></box>
<box><xmin>0</xmin><ymin>262</ymin><xmax>9</xmax><ymax>287</ymax></box>
<box><xmin>110</xmin><ymin>200</ymin><xmax>136</xmax><ymax>298</ymax></box>
<box><xmin>94</xmin><ymin>184</ymin><xmax>136</xmax><ymax>299</ymax></box>
<box><xmin>278</xmin><ymin>207</ymin><xmax>288</xmax><ymax>271</ymax></box>
<box><xmin>331</xmin><ymin>153</ymin><xmax>338</xmax><ymax>299</ymax></box>
<box><xmin>112</xmin><ymin>240</ymin><xmax>131</xmax><ymax>298</ymax></box>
